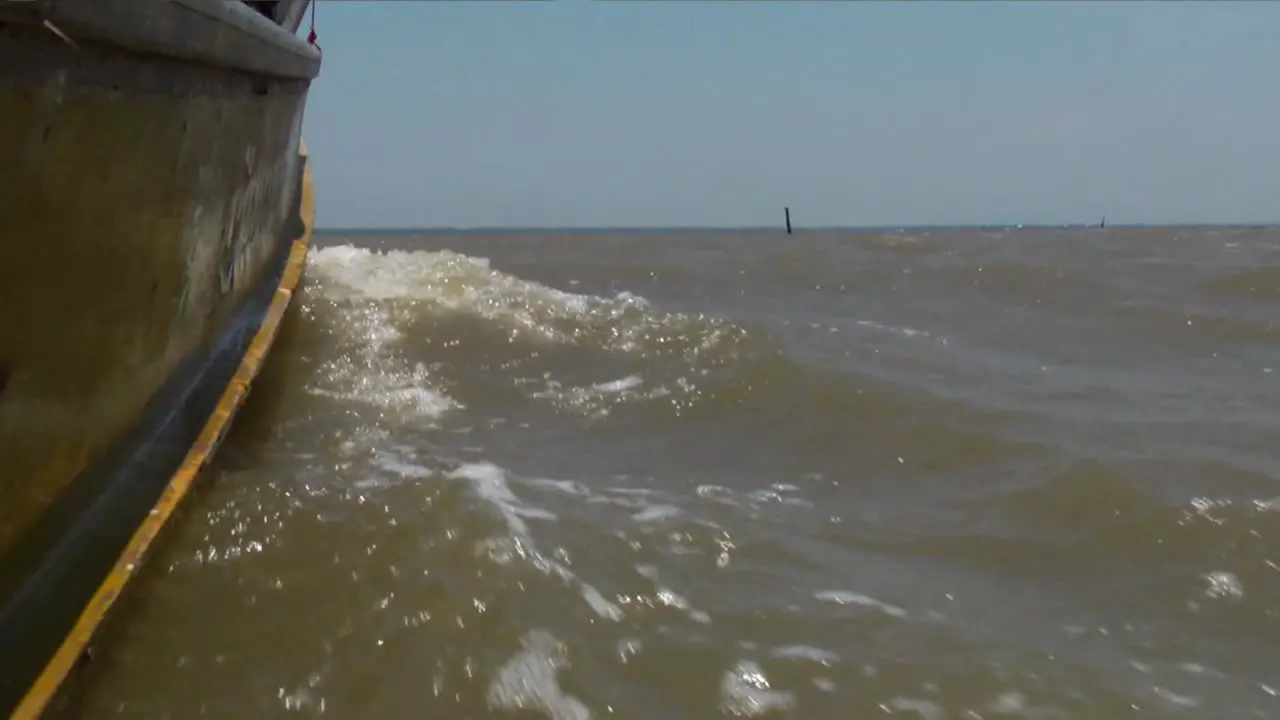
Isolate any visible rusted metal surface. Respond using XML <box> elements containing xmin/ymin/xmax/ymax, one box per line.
<box><xmin>9</xmin><ymin>144</ymin><xmax>315</xmax><ymax>720</ymax></box>
<box><xmin>0</xmin><ymin>0</ymin><xmax>318</xmax><ymax>712</ymax></box>
<box><xmin>0</xmin><ymin>19</ymin><xmax>309</xmax><ymax>558</ymax></box>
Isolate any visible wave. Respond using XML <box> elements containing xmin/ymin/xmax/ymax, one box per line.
<box><xmin>307</xmin><ymin>245</ymin><xmax>759</xmax><ymax>361</ymax></box>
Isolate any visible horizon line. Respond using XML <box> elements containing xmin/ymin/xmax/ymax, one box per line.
<box><xmin>316</xmin><ymin>221</ymin><xmax>1279</xmax><ymax>234</ymax></box>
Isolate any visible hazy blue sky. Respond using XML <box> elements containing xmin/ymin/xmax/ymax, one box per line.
<box><xmin>304</xmin><ymin>1</ymin><xmax>1279</xmax><ymax>228</ymax></box>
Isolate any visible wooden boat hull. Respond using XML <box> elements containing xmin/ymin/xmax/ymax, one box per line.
<box><xmin>0</xmin><ymin>1</ymin><xmax>320</xmax><ymax>715</ymax></box>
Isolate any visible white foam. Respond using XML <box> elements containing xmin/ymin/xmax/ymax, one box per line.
<box><xmin>593</xmin><ymin>375</ymin><xmax>644</xmax><ymax>393</ymax></box>
<box><xmin>696</xmin><ymin>484</ymin><xmax>738</xmax><ymax>503</ymax></box>
<box><xmin>532</xmin><ymin>374</ymin><xmax>659</xmax><ymax>418</ymax></box>
<box><xmin>616</xmin><ymin>638</ymin><xmax>643</xmax><ymax>663</ymax></box>
<box><xmin>370</xmin><ymin>452</ymin><xmax>434</xmax><ymax>480</ymax></box>
<box><xmin>632</xmin><ymin>505</ymin><xmax>683</xmax><ymax>523</ymax></box>
<box><xmin>815</xmin><ymin>590</ymin><xmax>907</xmax><ymax>618</ymax></box>
<box><xmin>855</xmin><ymin>318</ymin><xmax>932</xmax><ymax>340</ymax></box>
<box><xmin>1152</xmin><ymin>686</ymin><xmax>1200</xmax><ymax>708</ymax></box>
<box><xmin>334</xmin><ymin>425</ymin><xmax>392</xmax><ymax>460</ymax></box>
<box><xmin>306</xmin><ymin>246</ymin><xmax>758</xmax><ymax>410</ymax></box>
<box><xmin>449</xmin><ymin>462</ymin><xmax>558</xmax><ymax>536</ymax></box>
<box><xmin>487</xmin><ymin>630</ymin><xmax>591</xmax><ymax>720</ymax></box>
<box><xmin>745</xmin><ymin>488</ymin><xmax>813</xmax><ymax>507</ymax></box>
<box><xmin>447</xmin><ymin>463</ymin><xmax>623</xmax><ymax>621</ymax></box>
<box><xmin>634</xmin><ymin>564</ymin><xmax>712</xmax><ymax>624</ymax></box>
<box><xmin>695</xmin><ymin>482</ymin><xmax>817</xmax><ymax>512</ymax></box>
<box><xmin>1255</xmin><ymin>497</ymin><xmax>1280</xmax><ymax>512</ymax></box>
<box><xmin>719</xmin><ymin>660</ymin><xmax>795</xmax><ymax>716</ymax></box>
<box><xmin>658</xmin><ymin>589</ymin><xmax>711</xmax><ymax>624</ymax></box>
<box><xmin>768</xmin><ymin>645</ymin><xmax>840</xmax><ymax>665</ymax></box>
<box><xmin>520</xmin><ymin>472</ymin><xmax>697</xmax><ymax>528</ymax></box>
<box><xmin>1203</xmin><ymin>570</ymin><xmax>1244</xmax><ymax>600</ymax></box>
<box><xmin>988</xmin><ymin>691</ymin><xmax>1027</xmax><ymax>714</ymax></box>
<box><xmin>883</xmin><ymin>697</ymin><xmax>945</xmax><ymax>719</ymax></box>
<box><xmin>310</xmin><ymin>246</ymin><xmax>659</xmax><ymax>351</ymax></box>
<box><xmin>524</xmin><ymin>477</ymin><xmax>593</xmax><ymax>497</ymax></box>
<box><xmin>302</xmin><ymin>291</ymin><xmax>456</xmax><ymax>423</ymax></box>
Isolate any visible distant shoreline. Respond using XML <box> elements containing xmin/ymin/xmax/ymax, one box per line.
<box><xmin>316</xmin><ymin>223</ymin><xmax>1279</xmax><ymax>235</ymax></box>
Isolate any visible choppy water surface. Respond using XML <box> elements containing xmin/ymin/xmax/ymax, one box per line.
<box><xmin>53</xmin><ymin>227</ymin><xmax>1280</xmax><ymax>719</ymax></box>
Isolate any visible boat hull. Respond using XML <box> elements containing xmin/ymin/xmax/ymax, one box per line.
<box><xmin>0</xmin><ymin>1</ymin><xmax>320</xmax><ymax>714</ymax></box>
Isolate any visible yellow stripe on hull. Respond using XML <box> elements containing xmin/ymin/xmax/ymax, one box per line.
<box><xmin>11</xmin><ymin>143</ymin><xmax>316</xmax><ymax>720</ymax></box>
<box><xmin>0</xmin><ymin>1</ymin><xmax>321</xmax><ymax>714</ymax></box>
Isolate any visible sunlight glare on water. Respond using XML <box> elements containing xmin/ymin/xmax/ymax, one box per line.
<box><xmin>51</xmin><ymin>227</ymin><xmax>1280</xmax><ymax>719</ymax></box>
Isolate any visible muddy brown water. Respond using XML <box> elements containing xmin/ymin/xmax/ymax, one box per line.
<box><xmin>50</xmin><ymin>227</ymin><xmax>1280</xmax><ymax>719</ymax></box>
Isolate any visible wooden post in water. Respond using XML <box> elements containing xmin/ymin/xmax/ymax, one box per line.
<box><xmin>785</xmin><ymin>207</ymin><xmax>792</xmax><ymax>235</ymax></box>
